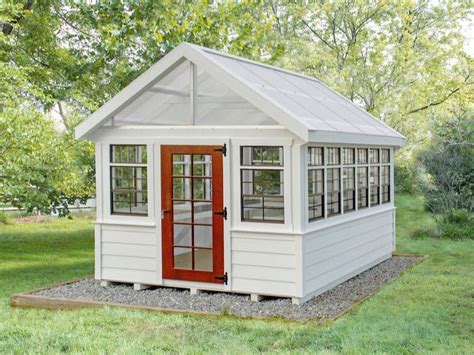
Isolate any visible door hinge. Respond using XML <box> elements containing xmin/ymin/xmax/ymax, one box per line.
<box><xmin>214</xmin><ymin>143</ymin><xmax>227</xmax><ymax>156</ymax></box>
<box><xmin>215</xmin><ymin>272</ymin><xmax>228</xmax><ymax>285</ymax></box>
<box><xmin>215</xmin><ymin>206</ymin><xmax>227</xmax><ymax>220</ymax></box>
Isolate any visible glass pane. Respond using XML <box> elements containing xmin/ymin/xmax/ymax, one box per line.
<box><xmin>173</xmin><ymin>154</ymin><xmax>191</xmax><ymax>176</ymax></box>
<box><xmin>193</xmin><ymin>178</ymin><xmax>212</xmax><ymax>200</ymax></box>
<box><xmin>343</xmin><ymin>148</ymin><xmax>355</xmax><ymax>165</ymax></box>
<box><xmin>112</xmin><ymin>192</ymin><xmax>131</xmax><ymax>214</ymax></box>
<box><xmin>173</xmin><ymin>178</ymin><xmax>192</xmax><ymax>200</ymax></box>
<box><xmin>327</xmin><ymin>148</ymin><xmax>340</xmax><ymax>165</ymax></box>
<box><xmin>358</xmin><ymin>149</ymin><xmax>368</xmax><ymax>164</ymax></box>
<box><xmin>174</xmin><ymin>247</ymin><xmax>192</xmax><ymax>269</ymax></box>
<box><xmin>194</xmin><ymin>249</ymin><xmax>213</xmax><ymax>271</ymax></box>
<box><xmin>194</xmin><ymin>202</ymin><xmax>212</xmax><ymax>225</ymax></box>
<box><xmin>241</xmin><ymin>146</ymin><xmax>283</xmax><ymax>166</ymax></box>
<box><xmin>242</xmin><ymin>196</ymin><xmax>263</xmax><ymax>209</ymax></box>
<box><xmin>193</xmin><ymin>155</ymin><xmax>212</xmax><ymax>176</ymax></box>
<box><xmin>173</xmin><ymin>224</ymin><xmax>192</xmax><ymax>246</ymax></box>
<box><xmin>173</xmin><ymin>201</ymin><xmax>192</xmax><ymax>223</ymax></box>
<box><xmin>370</xmin><ymin>149</ymin><xmax>380</xmax><ymax>164</ymax></box>
<box><xmin>194</xmin><ymin>225</ymin><xmax>213</xmax><ymax>248</ymax></box>
<box><xmin>243</xmin><ymin>208</ymin><xmax>263</xmax><ymax>221</ymax></box>
<box><xmin>111</xmin><ymin>145</ymin><xmax>147</xmax><ymax>163</ymax></box>
<box><xmin>308</xmin><ymin>147</ymin><xmax>323</xmax><ymax>166</ymax></box>
<box><xmin>381</xmin><ymin>149</ymin><xmax>390</xmax><ymax>163</ymax></box>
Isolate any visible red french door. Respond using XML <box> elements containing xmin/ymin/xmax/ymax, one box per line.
<box><xmin>161</xmin><ymin>145</ymin><xmax>225</xmax><ymax>284</ymax></box>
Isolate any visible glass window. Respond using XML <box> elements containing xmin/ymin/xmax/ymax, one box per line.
<box><xmin>241</xmin><ymin>169</ymin><xmax>284</xmax><ymax>222</ymax></box>
<box><xmin>327</xmin><ymin>148</ymin><xmax>340</xmax><ymax>165</ymax></box>
<box><xmin>382</xmin><ymin>166</ymin><xmax>390</xmax><ymax>203</ymax></box>
<box><xmin>370</xmin><ymin>148</ymin><xmax>379</xmax><ymax>164</ymax></box>
<box><xmin>111</xmin><ymin>145</ymin><xmax>147</xmax><ymax>164</ymax></box>
<box><xmin>308</xmin><ymin>169</ymin><xmax>324</xmax><ymax>220</ymax></box>
<box><xmin>343</xmin><ymin>148</ymin><xmax>355</xmax><ymax>165</ymax></box>
<box><xmin>370</xmin><ymin>166</ymin><xmax>380</xmax><ymax>205</ymax></box>
<box><xmin>327</xmin><ymin>168</ymin><xmax>340</xmax><ymax>216</ymax></box>
<box><xmin>241</xmin><ymin>146</ymin><xmax>284</xmax><ymax>223</ymax></box>
<box><xmin>358</xmin><ymin>148</ymin><xmax>368</xmax><ymax>164</ymax></box>
<box><xmin>241</xmin><ymin>146</ymin><xmax>283</xmax><ymax>166</ymax></box>
<box><xmin>343</xmin><ymin>167</ymin><xmax>355</xmax><ymax>212</ymax></box>
<box><xmin>308</xmin><ymin>147</ymin><xmax>324</xmax><ymax>166</ymax></box>
<box><xmin>358</xmin><ymin>167</ymin><xmax>368</xmax><ymax>209</ymax></box>
<box><xmin>110</xmin><ymin>145</ymin><xmax>148</xmax><ymax>215</ymax></box>
<box><xmin>381</xmin><ymin>149</ymin><xmax>390</xmax><ymax>164</ymax></box>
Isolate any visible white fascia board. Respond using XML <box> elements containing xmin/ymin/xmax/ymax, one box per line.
<box><xmin>182</xmin><ymin>45</ymin><xmax>310</xmax><ymax>142</ymax></box>
<box><xmin>75</xmin><ymin>45</ymin><xmax>187</xmax><ymax>140</ymax></box>
<box><xmin>309</xmin><ymin>130</ymin><xmax>406</xmax><ymax>147</ymax></box>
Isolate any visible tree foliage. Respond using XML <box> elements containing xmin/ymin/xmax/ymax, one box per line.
<box><xmin>269</xmin><ymin>0</ymin><xmax>473</xmax><ymax>146</ymax></box>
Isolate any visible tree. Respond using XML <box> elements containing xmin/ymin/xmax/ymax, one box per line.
<box><xmin>267</xmin><ymin>0</ymin><xmax>473</xmax><ymax>147</ymax></box>
<box><xmin>417</xmin><ymin>107</ymin><xmax>473</xmax><ymax>214</ymax></box>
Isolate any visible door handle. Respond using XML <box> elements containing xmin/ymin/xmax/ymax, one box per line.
<box><xmin>161</xmin><ymin>209</ymin><xmax>169</xmax><ymax>220</ymax></box>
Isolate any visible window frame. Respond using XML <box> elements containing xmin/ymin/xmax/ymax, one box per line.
<box><xmin>109</xmin><ymin>145</ymin><xmax>149</xmax><ymax>216</ymax></box>
<box><xmin>307</xmin><ymin>145</ymin><xmax>392</xmax><ymax>224</ymax></box>
<box><xmin>240</xmin><ymin>146</ymin><xmax>284</xmax><ymax>224</ymax></box>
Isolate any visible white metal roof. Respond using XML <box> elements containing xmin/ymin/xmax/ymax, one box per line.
<box><xmin>76</xmin><ymin>43</ymin><xmax>405</xmax><ymax>146</ymax></box>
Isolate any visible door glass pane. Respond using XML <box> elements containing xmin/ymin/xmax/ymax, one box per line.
<box><xmin>173</xmin><ymin>201</ymin><xmax>191</xmax><ymax>222</ymax></box>
<box><xmin>173</xmin><ymin>154</ymin><xmax>191</xmax><ymax>176</ymax></box>
<box><xmin>173</xmin><ymin>224</ymin><xmax>192</xmax><ymax>246</ymax></box>
<box><xmin>193</xmin><ymin>155</ymin><xmax>212</xmax><ymax>176</ymax></box>
<box><xmin>173</xmin><ymin>178</ymin><xmax>192</xmax><ymax>199</ymax></box>
<box><xmin>194</xmin><ymin>201</ymin><xmax>212</xmax><ymax>225</ymax></box>
<box><xmin>174</xmin><ymin>247</ymin><xmax>192</xmax><ymax>269</ymax></box>
<box><xmin>194</xmin><ymin>249</ymin><xmax>213</xmax><ymax>271</ymax></box>
<box><xmin>194</xmin><ymin>225</ymin><xmax>213</xmax><ymax>248</ymax></box>
<box><xmin>193</xmin><ymin>178</ymin><xmax>212</xmax><ymax>200</ymax></box>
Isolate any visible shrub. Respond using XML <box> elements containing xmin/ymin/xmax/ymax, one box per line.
<box><xmin>437</xmin><ymin>209</ymin><xmax>474</xmax><ymax>240</ymax></box>
<box><xmin>395</xmin><ymin>163</ymin><xmax>417</xmax><ymax>194</ymax></box>
<box><xmin>0</xmin><ymin>212</ymin><xmax>12</xmax><ymax>225</ymax></box>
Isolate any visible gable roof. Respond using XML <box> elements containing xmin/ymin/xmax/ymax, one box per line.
<box><xmin>76</xmin><ymin>43</ymin><xmax>405</xmax><ymax>146</ymax></box>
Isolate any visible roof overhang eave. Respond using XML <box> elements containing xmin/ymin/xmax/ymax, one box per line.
<box><xmin>309</xmin><ymin>130</ymin><xmax>405</xmax><ymax>147</ymax></box>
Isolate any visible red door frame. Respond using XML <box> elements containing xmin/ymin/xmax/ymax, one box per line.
<box><xmin>161</xmin><ymin>145</ymin><xmax>224</xmax><ymax>284</ymax></box>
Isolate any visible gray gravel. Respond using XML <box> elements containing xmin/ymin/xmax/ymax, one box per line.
<box><xmin>33</xmin><ymin>256</ymin><xmax>422</xmax><ymax>321</ymax></box>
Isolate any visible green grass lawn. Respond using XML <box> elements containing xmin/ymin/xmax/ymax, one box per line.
<box><xmin>0</xmin><ymin>195</ymin><xmax>472</xmax><ymax>353</ymax></box>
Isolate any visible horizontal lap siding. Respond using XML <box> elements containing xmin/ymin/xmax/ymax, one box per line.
<box><xmin>100</xmin><ymin>225</ymin><xmax>158</xmax><ymax>284</ymax></box>
<box><xmin>230</xmin><ymin>233</ymin><xmax>298</xmax><ymax>297</ymax></box>
<box><xmin>302</xmin><ymin>210</ymin><xmax>394</xmax><ymax>297</ymax></box>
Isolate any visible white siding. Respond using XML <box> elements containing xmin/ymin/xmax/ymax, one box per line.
<box><xmin>302</xmin><ymin>209</ymin><xmax>394</xmax><ymax>299</ymax></box>
<box><xmin>230</xmin><ymin>232</ymin><xmax>299</xmax><ymax>297</ymax></box>
<box><xmin>99</xmin><ymin>224</ymin><xmax>159</xmax><ymax>284</ymax></box>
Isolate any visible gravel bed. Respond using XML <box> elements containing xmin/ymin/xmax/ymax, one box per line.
<box><xmin>33</xmin><ymin>255</ymin><xmax>422</xmax><ymax>321</ymax></box>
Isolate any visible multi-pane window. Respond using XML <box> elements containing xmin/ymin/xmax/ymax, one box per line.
<box><xmin>343</xmin><ymin>167</ymin><xmax>355</xmax><ymax>212</ymax></box>
<box><xmin>357</xmin><ymin>167</ymin><xmax>368</xmax><ymax>209</ymax></box>
<box><xmin>308</xmin><ymin>147</ymin><xmax>324</xmax><ymax>220</ymax></box>
<box><xmin>370</xmin><ymin>166</ymin><xmax>380</xmax><ymax>205</ymax></box>
<box><xmin>327</xmin><ymin>147</ymin><xmax>340</xmax><ymax>165</ymax></box>
<box><xmin>241</xmin><ymin>146</ymin><xmax>284</xmax><ymax>223</ymax></box>
<box><xmin>327</xmin><ymin>168</ymin><xmax>340</xmax><ymax>215</ymax></box>
<box><xmin>110</xmin><ymin>145</ymin><xmax>148</xmax><ymax>215</ymax></box>
<box><xmin>307</xmin><ymin>146</ymin><xmax>392</xmax><ymax>223</ymax></box>
<box><xmin>382</xmin><ymin>166</ymin><xmax>390</xmax><ymax>203</ymax></box>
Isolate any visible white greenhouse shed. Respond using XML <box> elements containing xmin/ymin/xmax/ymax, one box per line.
<box><xmin>76</xmin><ymin>43</ymin><xmax>405</xmax><ymax>304</ymax></box>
